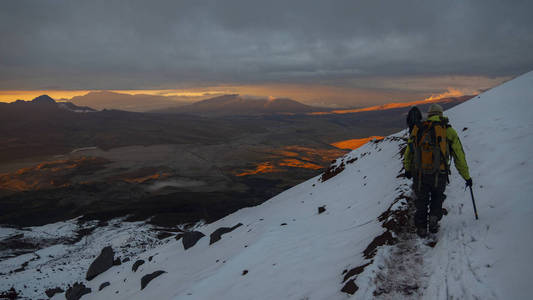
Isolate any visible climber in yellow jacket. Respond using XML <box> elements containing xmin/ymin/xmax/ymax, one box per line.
<box><xmin>403</xmin><ymin>104</ymin><xmax>472</xmax><ymax>237</ymax></box>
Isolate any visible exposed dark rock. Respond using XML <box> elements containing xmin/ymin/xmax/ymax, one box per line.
<box><xmin>363</xmin><ymin>231</ymin><xmax>396</xmax><ymax>259</ymax></box>
<box><xmin>99</xmin><ymin>282</ymin><xmax>110</xmax><ymax>291</ymax></box>
<box><xmin>175</xmin><ymin>233</ymin><xmax>184</xmax><ymax>240</ymax></box>
<box><xmin>45</xmin><ymin>287</ymin><xmax>64</xmax><ymax>297</ymax></box>
<box><xmin>321</xmin><ymin>162</ymin><xmax>345</xmax><ymax>182</ymax></box>
<box><xmin>65</xmin><ymin>282</ymin><xmax>91</xmax><ymax>300</ymax></box>
<box><xmin>132</xmin><ymin>259</ymin><xmax>145</xmax><ymax>272</ymax></box>
<box><xmin>242</xmin><ymin>270</ymin><xmax>248</xmax><ymax>276</ymax></box>
<box><xmin>156</xmin><ymin>232</ymin><xmax>173</xmax><ymax>240</ymax></box>
<box><xmin>318</xmin><ymin>205</ymin><xmax>326</xmax><ymax>214</ymax></box>
<box><xmin>182</xmin><ymin>231</ymin><xmax>205</xmax><ymax>250</ymax></box>
<box><xmin>341</xmin><ymin>279</ymin><xmax>358</xmax><ymax>295</ymax></box>
<box><xmin>122</xmin><ymin>257</ymin><xmax>130</xmax><ymax>263</ymax></box>
<box><xmin>113</xmin><ymin>257</ymin><xmax>122</xmax><ymax>266</ymax></box>
<box><xmin>343</xmin><ymin>261</ymin><xmax>373</xmax><ymax>282</ymax></box>
<box><xmin>140</xmin><ymin>270</ymin><xmax>166</xmax><ymax>290</ymax></box>
<box><xmin>209</xmin><ymin>223</ymin><xmax>243</xmax><ymax>245</ymax></box>
<box><xmin>14</xmin><ymin>261</ymin><xmax>29</xmax><ymax>273</ymax></box>
<box><xmin>86</xmin><ymin>246</ymin><xmax>114</xmax><ymax>280</ymax></box>
<box><xmin>148</xmin><ymin>256</ymin><xmax>153</xmax><ymax>262</ymax></box>
<box><xmin>0</xmin><ymin>287</ymin><xmax>19</xmax><ymax>299</ymax></box>
<box><xmin>347</xmin><ymin>157</ymin><xmax>358</xmax><ymax>164</ymax></box>
<box><xmin>280</xmin><ymin>223</ymin><xmax>287</xmax><ymax>226</ymax></box>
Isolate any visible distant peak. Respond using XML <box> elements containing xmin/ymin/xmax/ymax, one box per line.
<box><xmin>31</xmin><ymin>95</ymin><xmax>56</xmax><ymax>104</ymax></box>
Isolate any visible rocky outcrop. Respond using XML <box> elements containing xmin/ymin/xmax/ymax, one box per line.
<box><xmin>140</xmin><ymin>270</ymin><xmax>166</xmax><ymax>290</ymax></box>
<box><xmin>65</xmin><ymin>282</ymin><xmax>91</xmax><ymax>300</ymax></box>
<box><xmin>113</xmin><ymin>257</ymin><xmax>122</xmax><ymax>266</ymax></box>
<box><xmin>99</xmin><ymin>282</ymin><xmax>110</xmax><ymax>291</ymax></box>
<box><xmin>86</xmin><ymin>246</ymin><xmax>114</xmax><ymax>281</ymax></box>
<box><xmin>182</xmin><ymin>231</ymin><xmax>205</xmax><ymax>250</ymax></box>
<box><xmin>318</xmin><ymin>205</ymin><xmax>326</xmax><ymax>214</ymax></box>
<box><xmin>45</xmin><ymin>287</ymin><xmax>64</xmax><ymax>297</ymax></box>
<box><xmin>132</xmin><ymin>259</ymin><xmax>145</xmax><ymax>272</ymax></box>
<box><xmin>209</xmin><ymin>223</ymin><xmax>243</xmax><ymax>245</ymax></box>
<box><xmin>0</xmin><ymin>287</ymin><xmax>19</xmax><ymax>299</ymax></box>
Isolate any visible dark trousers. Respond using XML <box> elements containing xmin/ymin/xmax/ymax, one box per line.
<box><xmin>413</xmin><ymin>173</ymin><xmax>447</xmax><ymax>229</ymax></box>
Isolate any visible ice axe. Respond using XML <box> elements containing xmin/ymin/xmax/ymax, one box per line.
<box><xmin>469</xmin><ymin>185</ymin><xmax>479</xmax><ymax>220</ymax></box>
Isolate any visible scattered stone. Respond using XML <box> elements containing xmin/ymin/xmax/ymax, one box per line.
<box><xmin>321</xmin><ymin>162</ymin><xmax>345</xmax><ymax>182</ymax></box>
<box><xmin>99</xmin><ymin>282</ymin><xmax>110</xmax><ymax>291</ymax></box>
<box><xmin>182</xmin><ymin>231</ymin><xmax>205</xmax><ymax>250</ymax></box>
<box><xmin>462</xmin><ymin>127</ymin><xmax>468</xmax><ymax>131</ymax></box>
<box><xmin>242</xmin><ymin>270</ymin><xmax>248</xmax><ymax>276</ymax></box>
<box><xmin>280</xmin><ymin>223</ymin><xmax>287</xmax><ymax>226</ymax></box>
<box><xmin>86</xmin><ymin>246</ymin><xmax>115</xmax><ymax>280</ymax></box>
<box><xmin>343</xmin><ymin>261</ymin><xmax>372</xmax><ymax>282</ymax></box>
<box><xmin>209</xmin><ymin>223</ymin><xmax>243</xmax><ymax>245</ymax></box>
<box><xmin>426</xmin><ymin>240</ymin><xmax>437</xmax><ymax>248</ymax></box>
<box><xmin>65</xmin><ymin>282</ymin><xmax>91</xmax><ymax>300</ymax></box>
<box><xmin>113</xmin><ymin>257</ymin><xmax>122</xmax><ymax>266</ymax></box>
<box><xmin>132</xmin><ymin>260</ymin><xmax>145</xmax><ymax>272</ymax></box>
<box><xmin>122</xmin><ymin>257</ymin><xmax>130</xmax><ymax>263</ymax></box>
<box><xmin>148</xmin><ymin>256</ymin><xmax>153</xmax><ymax>262</ymax></box>
<box><xmin>156</xmin><ymin>232</ymin><xmax>173</xmax><ymax>240</ymax></box>
<box><xmin>140</xmin><ymin>270</ymin><xmax>166</xmax><ymax>290</ymax></box>
<box><xmin>347</xmin><ymin>157</ymin><xmax>358</xmax><ymax>164</ymax></box>
<box><xmin>363</xmin><ymin>231</ymin><xmax>396</xmax><ymax>259</ymax></box>
<box><xmin>0</xmin><ymin>287</ymin><xmax>19</xmax><ymax>299</ymax></box>
<box><xmin>341</xmin><ymin>279</ymin><xmax>358</xmax><ymax>295</ymax></box>
<box><xmin>14</xmin><ymin>261</ymin><xmax>29</xmax><ymax>273</ymax></box>
<box><xmin>318</xmin><ymin>206</ymin><xmax>326</xmax><ymax>214</ymax></box>
<box><xmin>45</xmin><ymin>287</ymin><xmax>64</xmax><ymax>298</ymax></box>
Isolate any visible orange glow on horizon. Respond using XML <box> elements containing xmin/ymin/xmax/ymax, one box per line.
<box><xmin>310</xmin><ymin>92</ymin><xmax>472</xmax><ymax>115</ymax></box>
<box><xmin>423</xmin><ymin>88</ymin><xmax>464</xmax><ymax>101</ymax></box>
<box><xmin>0</xmin><ymin>89</ymin><xmax>233</xmax><ymax>103</ymax></box>
<box><xmin>331</xmin><ymin>136</ymin><xmax>384</xmax><ymax>150</ymax></box>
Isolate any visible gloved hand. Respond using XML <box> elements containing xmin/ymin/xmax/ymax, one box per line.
<box><xmin>465</xmin><ymin>178</ymin><xmax>473</xmax><ymax>187</ymax></box>
<box><xmin>405</xmin><ymin>171</ymin><xmax>412</xmax><ymax>179</ymax></box>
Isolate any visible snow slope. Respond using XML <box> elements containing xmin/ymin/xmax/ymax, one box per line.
<box><xmin>5</xmin><ymin>71</ymin><xmax>533</xmax><ymax>299</ymax></box>
<box><xmin>0</xmin><ymin>218</ymin><xmax>172</xmax><ymax>299</ymax></box>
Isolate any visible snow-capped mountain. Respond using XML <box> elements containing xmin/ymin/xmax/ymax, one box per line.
<box><xmin>2</xmin><ymin>71</ymin><xmax>533</xmax><ymax>299</ymax></box>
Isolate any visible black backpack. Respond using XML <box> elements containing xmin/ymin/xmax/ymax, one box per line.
<box><xmin>407</xmin><ymin>106</ymin><xmax>422</xmax><ymax>134</ymax></box>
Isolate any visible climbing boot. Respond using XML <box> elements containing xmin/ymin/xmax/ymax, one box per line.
<box><xmin>417</xmin><ymin>227</ymin><xmax>428</xmax><ymax>238</ymax></box>
<box><xmin>429</xmin><ymin>216</ymin><xmax>439</xmax><ymax>234</ymax></box>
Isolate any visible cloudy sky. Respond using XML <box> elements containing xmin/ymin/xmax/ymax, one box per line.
<box><xmin>1</xmin><ymin>0</ymin><xmax>532</xmax><ymax>106</ymax></box>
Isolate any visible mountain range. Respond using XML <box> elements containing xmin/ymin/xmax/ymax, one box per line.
<box><xmin>69</xmin><ymin>91</ymin><xmax>190</xmax><ymax>112</ymax></box>
<box><xmin>151</xmin><ymin>94</ymin><xmax>324</xmax><ymax>115</ymax></box>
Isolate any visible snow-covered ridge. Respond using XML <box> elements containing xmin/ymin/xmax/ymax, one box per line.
<box><xmin>3</xmin><ymin>71</ymin><xmax>533</xmax><ymax>299</ymax></box>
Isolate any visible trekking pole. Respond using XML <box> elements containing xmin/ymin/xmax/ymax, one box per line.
<box><xmin>469</xmin><ymin>186</ymin><xmax>479</xmax><ymax>220</ymax></box>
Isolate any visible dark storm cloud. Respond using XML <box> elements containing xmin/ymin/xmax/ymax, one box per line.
<box><xmin>1</xmin><ymin>0</ymin><xmax>532</xmax><ymax>89</ymax></box>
